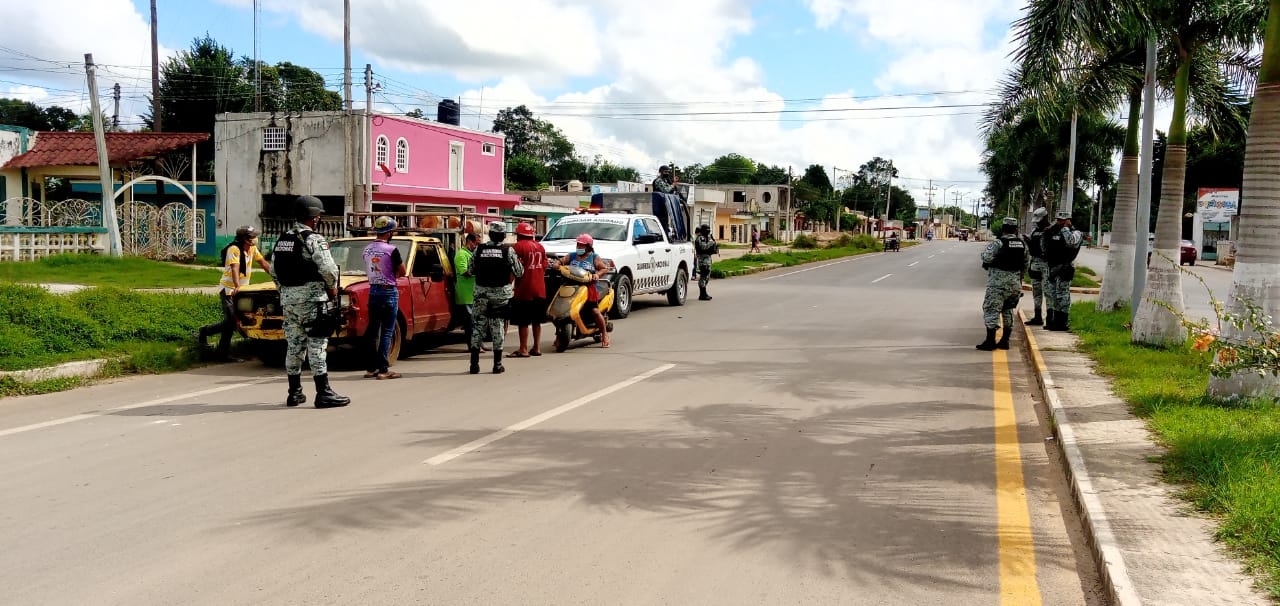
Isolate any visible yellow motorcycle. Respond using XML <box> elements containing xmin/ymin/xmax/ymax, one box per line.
<box><xmin>547</xmin><ymin>264</ymin><xmax>615</xmax><ymax>352</ymax></box>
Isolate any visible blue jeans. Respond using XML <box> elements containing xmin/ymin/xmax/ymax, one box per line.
<box><xmin>367</xmin><ymin>286</ymin><xmax>399</xmax><ymax>373</ymax></box>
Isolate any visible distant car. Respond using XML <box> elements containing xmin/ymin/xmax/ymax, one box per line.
<box><xmin>1180</xmin><ymin>239</ymin><xmax>1197</xmax><ymax>265</ymax></box>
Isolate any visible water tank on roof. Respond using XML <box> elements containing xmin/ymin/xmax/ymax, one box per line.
<box><xmin>437</xmin><ymin>100</ymin><xmax>461</xmax><ymax>126</ymax></box>
<box><xmin>567</xmin><ymin>180</ymin><xmax>584</xmax><ymax>192</ymax></box>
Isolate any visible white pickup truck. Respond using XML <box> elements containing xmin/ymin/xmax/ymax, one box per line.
<box><xmin>540</xmin><ymin>212</ymin><xmax>696</xmax><ymax>318</ymax></box>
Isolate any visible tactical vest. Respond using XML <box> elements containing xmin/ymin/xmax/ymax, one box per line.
<box><xmin>1027</xmin><ymin>228</ymin><xmax>1045</xmax><ymax>259</ymax></box>
<box><xmin>1043</xmin><ymin>229</ymin><xmax>1080</xmax><ymax>266</ymax></box>
<box><xmin>472</xmin><ymin>243</ymin><xmax>512</xmax><ymax>288</ymax></box>
<box><xmin>272</xmin><ymin>230</ymin><xmax>324</xmax><ymax>287</ymax></box>
<box><xmin>992</xmin><ymin>235</ymin><xmax>1027</xmax><ymax>272</ymax></box>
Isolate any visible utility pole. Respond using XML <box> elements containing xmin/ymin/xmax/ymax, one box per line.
<box><xmin>363</xmin><ymin>64</ymin><xmax>373</xmax><ymax>213</ymax></box>
<box><xmin>882</xmin><ymin>160</ymin><xmax>894</xmax><ymax>242</ymax></box>
<box><xmin>342</xmin><ymin>0</ymin><xmax>352</xmax><ymax>111</ymax></box>
<box><xmin>111</xmin><ymin>83</ymin><xmax>120</xmax><ymax>131</ymax></box>
<box><xmin>1132</xmin><ymin>38</ymin><xmax>1157</xmax><ymax>318</ymax></box>
<box><xmin>1062</xmin><ymin>109</ymin><xmax>1079</xmax><ymax>215</ymax></box>
<box><xmin>787</xmin><ymin>166</ymin><xmax>793</xmax><ymax>238</ymax></box>
<box><xmin>253</xmin><ymin>0</ymin><xmax>261</xmax><ymax>112</ymax></box>
<box><xmin>150</xmin><ymin>0</ymin><xmax>161</xmax><ymax>132</ymax></box>
<box><xmin>85</xmin><ymin>54</ymin><xmax>122</xmax><ymax>257</ymax></box>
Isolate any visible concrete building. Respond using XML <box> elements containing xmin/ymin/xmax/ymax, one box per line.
<box><xmin>690</xmin><ymin>183</ymin><xmax>791</xmax><ymax>237</ymax></box>
<box><xmin>0</xmin><ymin>125</ymin><xmax>31</xmax><ymax>203</ymax></box>
<box><xmin>214</xmin><ymin>110</ymin><xmax>518</xmax><ymax>242</ymax></box>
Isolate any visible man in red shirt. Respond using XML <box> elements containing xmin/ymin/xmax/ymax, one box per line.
<box><xmin>510</xmin><ymin>222</ymin><xmax>547</xmax><ymax>357</ymax></box>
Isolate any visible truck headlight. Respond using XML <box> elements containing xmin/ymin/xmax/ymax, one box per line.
<box><xmin>236</xmin><ymin>297</ymin><xmax>254</xmax><ymax>312</ymax></box>
<box><xmin>340</xmin><ymin>293</ymin><xmax>351</xmax><ymax>308</ymax></box>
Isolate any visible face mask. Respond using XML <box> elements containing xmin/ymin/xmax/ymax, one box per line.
<box><xmin>575</xmin><ymin>248</ymin><xmax>586</xmax><ymax>256</ymax></box>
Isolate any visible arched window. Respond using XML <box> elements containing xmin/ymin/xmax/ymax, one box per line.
<box><xmin>375</xmin><ymin>135</ymin><xmax>389</xmax><ymax>169</ymax></box>
<box><xmin>396</xmin><ymin>138</ymin><xmax>408</xmax><ymax>173</ymax></box>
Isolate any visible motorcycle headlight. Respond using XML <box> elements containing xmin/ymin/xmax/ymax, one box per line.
<box><xmin>236</xmin><ymin>297</ymin><xmax>254</xmax><ymax>312</ymax></box>
<box><xmin>340</xmin><ymin>293</ymin><xmax>351</xmax><ymax>308</ymax></box>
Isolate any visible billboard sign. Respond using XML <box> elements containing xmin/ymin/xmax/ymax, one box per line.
<box><xmin>1197</xmin><ymin>188</ymin><xmax>1239</xmax><ymax>223</ymax></box>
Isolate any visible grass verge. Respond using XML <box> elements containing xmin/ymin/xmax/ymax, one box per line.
<box><xmin>0</xmin><ymin>283</ymin><xmax>221</xmax><ymax>371</ymax></box>
<box><xmin>1070</xmin><ymin>302</ymin><xmax>1280</xmax><ymax>596</ymax></box>
<box><xmin>710</xmin><ymin>245</ymin><xmax>880</xmax><ymax>278</ymax></box>
<box><xmin>1024</xmin><ymin>264</ymin><xmax>1100</xmax><ymax>289</ymax></box>
<box><xmin>0</xmin><ymin>254</ymin><xmax>271</xmax><ymax>289</ymax></box>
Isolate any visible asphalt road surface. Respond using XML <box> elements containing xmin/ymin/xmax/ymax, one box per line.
<box><xmin>0</xmin><ymin>240</ymin><xmax>1103</xmax><ymax>605</ymax></box>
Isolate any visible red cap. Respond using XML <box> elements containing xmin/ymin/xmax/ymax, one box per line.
<box><xmin>516</xmin><ymin>222</ymin><xmax>535</xmax><ymax>237</ymax></box>
<box><xmin>575</xmin><ymin>234</ymin><xmax>594</xmax><ymax>246</ymax></box>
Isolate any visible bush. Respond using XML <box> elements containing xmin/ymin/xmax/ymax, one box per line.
<box><xmin>852</xmin><ymin>234</ymin><xmax>882</xmax><ymax>250</ymax></box>
<box><xmin>792</xmin><ymin>234</ymin><xmax>819</xmax><ymax>249</ymax></box>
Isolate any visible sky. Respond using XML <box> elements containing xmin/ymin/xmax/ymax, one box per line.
<box><xmin>0</xmin><ymin>0</ymin><xmax>1040</xmax><ymax>208</ymax></box>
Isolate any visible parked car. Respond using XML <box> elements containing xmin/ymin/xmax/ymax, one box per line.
<box><xmin>234</xmin><ymin>235</ymin><xmax>458</xmax><ymax>365</ymax></box>
<box><xmin>1180</xmin><ymin>239</ymin><xmax>1197</xmax><ymax>265</ymax></box>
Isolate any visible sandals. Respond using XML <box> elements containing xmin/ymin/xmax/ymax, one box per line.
<box><xmin>363</xmin><ymin>371</ymin><xmax>380</xmax><ymax>378</ymax></box>
<box><xmin>529</xmin><ymin>350</ymin><xmax>542</xmax><ymax>357</ymax></box>
<box><xmin>376</xmin><ymin>371</ymin><xmax>402</xmax><ymax>380</ymax></box>
<box><xmin>509</xmin><ymin>351</ymin><xmax>530</xmax><ymax>358</ymax></box>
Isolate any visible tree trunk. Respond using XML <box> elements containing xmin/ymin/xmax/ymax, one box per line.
<box><xmin>1097</xmin><ymin>90</ymin><xmax>1143</xmax><ymax>311</ymax></box>
<box><xmin>1133</xmin><ymin>52</ymin><xmax>1190</xmax><ymax>346</ymax></box>
<box><xmin>1209</xmin><ymin>0</ymin><xmax>1280</xmax><ymax>397</ymax></box>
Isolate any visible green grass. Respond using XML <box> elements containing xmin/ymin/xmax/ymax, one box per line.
<box><xmin>1023</xmin><ymin>264</ymin><xmax>1100</xmax><ymax>289</ymax></box>
<box><xmin>0</xmin><ymin>283</ymin><xmax>221</xmax><ymax>371</ymax></box>
<box><xmin>710</xmin><ymin>245</ymin><xmax>880</xmax><ymax>278</ymax></box>
<box><xmin>1071</xmin><ymin>303</ymin><xmax>1280</xmax><ymax>596</ymax></box>
<box><xmin>0</xmin><ymin>254</ymin><xmax>271</xmax><ymax>289</ymax></box>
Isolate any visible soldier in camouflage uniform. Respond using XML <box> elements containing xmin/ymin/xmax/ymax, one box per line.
<box><xmin>269</xmin><ymin>195</ymin><xmax>350</xmax><ymax>408</ymax></box>
<box><xmin>693</xmin><ymin>224</ymin><xmax>718</xmax><ymax>301</ymax></box>
<box><xmin>468</xmin><ymin>222</ymin><xmax>524</xmax><ymax>374</ymax></box>
<box><xmin>1042</xmin><ymin>209</ymin><xmax>1084</xmax><ymax>331</ymax></box>
<box><xmin>977</xmin><ymin>217</ymin><xmax>1028</xmax><ymax>351</ymax></box>
<box><xmin>1023</xmin><ymin>207</ymin><xmax>1051</xmax><ymax>326</ymax></box>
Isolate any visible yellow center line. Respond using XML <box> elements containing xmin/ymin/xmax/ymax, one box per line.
<box><xmin>993</xmin><ymin>348</ymin><xmax>1042</xmax><ymax>605</ymax></box>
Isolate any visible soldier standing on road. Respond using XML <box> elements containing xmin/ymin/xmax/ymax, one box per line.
<box><xmin>977</xmin><ymin>217</ymin><xmax>1028</xmax><ymax>351</ymax></box>
<box><xmin>269</xmin><ymin>196</ymin><xmax>350</xmax><ymax>409</ymax></box>
<box><xmin>468</xmin><ymin>222</ymin><xmax>523</xmax><ymax>375</ymax></box>
<box><xmin>1023</xmin><ymin>207</ymin><xmax>1051</xmax><ymax>327</ymax></box>
<box><xmin>1042</xmin><ymin>210</ymin><xmax>1084</xmax><ymax>331</ymax></box>
<box><xmin>694</xmin><ymin>224</ymin><xmax>719</xmax><ymax>301</ymax></box>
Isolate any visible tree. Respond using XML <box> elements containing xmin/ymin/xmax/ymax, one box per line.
<box><xmin>699</xmin><ymin>154</ymin><xmax>756</xmax><ymax>184</ymax></box>
<box><xmin>251</xmin><ymin>60</ymin><xmax>342</xmax><ymax>113</ymax></box>
<box><xmin>582</xmin><ymin>156</ymin><xmax>641</xmax><ymax>183</ymax></box>
<box><xmin>800</xmin><ymin>164</ymin><xmax>833</xmax><ymax>194</ymax></box>
<box><xmin>753</xmin><ymin>164</ymin><xmax>788</xmax><ymax>185</ymax></box>
<box><xmin>0</xmin><ymin>98</ymin><xmax>80</xmax><ymax>131</ymax></box>
<box><xmin>505</xmin><ymin>154</ymin><xmax>549</xmax><ymax>190</ymax></box>
<box><xmin>1209</xmin><ymin>0</ymin><xmax>1280</xmax><ymax>397</ymax></box>
<box><xmin>491</xmin><ymin>105</ymin><xmax>577</xmax><ymax>182</ymax></box>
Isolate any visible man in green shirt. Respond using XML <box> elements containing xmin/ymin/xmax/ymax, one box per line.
<box><xmin>454</xmin><ymin>233</ymin><xmax>479</xmax><ymax>348</ymax></box>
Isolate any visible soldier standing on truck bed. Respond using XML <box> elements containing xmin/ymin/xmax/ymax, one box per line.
<box><xmin>269</xmin><ymin>195</ymin><xmax>350</xmax><ymax>409</ymax></box>
<box><xmin>468</xmin><ymin>222</ymin><xmax>523</xmax><ymax>375</ymax></box>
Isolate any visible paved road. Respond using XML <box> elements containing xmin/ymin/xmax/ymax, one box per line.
<box><xmin>1075</xmin><ymin>246</ymin><xmax>1233</xmax><ymax>323</ymax></box>
<box><xmin>0</xmin><ymin>240</ymin><xmax>1101</xmax><ymax>605</ymax></box>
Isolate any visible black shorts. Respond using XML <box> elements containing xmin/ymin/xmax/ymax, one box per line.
<box><xmin>510</xmin><ymin>298</ymin><xmax>547</xmax><ymax>327</ymax></box>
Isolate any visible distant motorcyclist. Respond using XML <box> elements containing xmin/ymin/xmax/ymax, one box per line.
<box><xmin>693</xmin><ymin>224</ymin><xmax>719</xmax><ymax>301</ymax></box>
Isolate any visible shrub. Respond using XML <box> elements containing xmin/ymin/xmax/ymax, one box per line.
<box><xmin>827</xmin><ymin>234</ymin><xmax>855</xmax><ymax>249</ymax></box>
<box><xmin>792</xmin><ymin>234</ymin><xmax>819</xmax><ymax>249</ymax></box>
<box><xmin>852</xmin><ymin>234</ymin><xmax>882</xmax><ymax>250</ymax></box>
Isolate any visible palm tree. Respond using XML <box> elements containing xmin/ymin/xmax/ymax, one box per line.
<box><xmin>1132</xmin><ymin>2</ymin><xmax>1260</xmax><ymax>346</ymax></box>
<box><xmin>1209</xmin><ymin>0</ymin><xmax>1280</xmax><ymax>397</ymax></box>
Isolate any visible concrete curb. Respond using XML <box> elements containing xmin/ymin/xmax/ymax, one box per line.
<box><xmin>715</xmin><ymin>263</ymin><xmax>784</xmax><ymax>278</ymax></box>
<box><xmin>0</xmin><ymin>357</ymin><xmax>119</xmax><ymax>383</ymax></box>
<box><xmin>1017</xmin><ymin>309</ymin><xmax>1142</xmax><ymax>606</ymax></box>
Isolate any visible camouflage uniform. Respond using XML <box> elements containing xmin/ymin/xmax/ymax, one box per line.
<box><xmin>1026</xmin><ymin>226</ymin><xmax>1050</xmax><ymax>316</ymax></box>
<box><xmin>1043</xmin><ymin>226</ymin><xmax>1083</xmax><ymax>314</ymax></box>
<box><xmin>652</xmin><ymin>175</ymin><xmax>678</xmax><ymax>195</ymax></box>
<box><xmin>694</xmin><ymin>234</ymin><xmax>718</xmax><ymax>289</ymax></box>
<box><xmin>470</xmin><ymin>246</ymin><xmax>523</xmax><ymax>351</ymax></box>
<box><xmin>270</xmin><ymin>223</ymin><xmax>339</xmax><ymax>376</ymax></box>
<box><xmin>981</xmin><ymin>237</ymin><xmax>1027</xmax><ymax>330</ymax></box>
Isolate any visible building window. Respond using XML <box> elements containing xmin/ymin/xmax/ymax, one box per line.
<box><xmin>396</xmin><ymin>138</ymin><xmax>408</xmax><ymax>173</ymax></box>
<box><xmin>733</xmin><ymin>191</ymin><xmax>746</xmax><ymax>203</ymax></box>
<box><xmin>376</xmin><ymin>135</ymin><xmax>389</xmax><ymax>169</ymax></box>
<box><xmin>486</xmin><ymin>207</ymin><xmax>500</xmax><ymax>215</ymax></box>
<box><xmin>762</xmin><ymin>191</ymin><xmax>772</xmax><ymax>204</ymax></box>
<box><xmin>481</xmin><ymin>142</ymin><xmax>496</xmax><ymax>156</ymax></box>
<box><xmin>262</xmin><ymin>127</ymin><xmax>286</xmax><ymax>151</ymax></box>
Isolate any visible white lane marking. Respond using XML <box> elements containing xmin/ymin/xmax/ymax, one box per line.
<box><xmin>759</xmin><ymin>253</ymin><xmax>884</xmax><ymax>281</ymax></box>
<box><xmin>871</xmin><ymin>274</ymin><xmax>893</xmax><ymax>284</ymax></box>
<box><xmin>928</xmin><ymin>255</ymin><xmax>936</xmax><ymax>259</ymax></box>
<box><xmin>908</xmin><ymin>261</ymin><xmax>919</xmax><ymax>267</ymax></box>
<box><xmin>0</xmin><ymin>378</ymin><xmax>274</xmax><ymax>438</ymax></box>
<box><xmin>424</xmin><ymin>364</ymin><xmax>677</xmax><ymax>466</ymax></box>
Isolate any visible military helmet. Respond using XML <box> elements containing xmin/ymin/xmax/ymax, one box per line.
<box><xmin>488</xmin><ymin>221</ymin><xmax>506</xmax><ymax>242</ymax></box>
<box><xmin>373</xmin><ymin>216</ymin><xmax>397</xmax><ymax>234</ymax></box>
<box><xmin>1002</xmin><ymin>217</ymin><xmax>1018</xmax><ymax>227</ymax></box>
<box><xmin>234</xmin><ymin>225</ymin><xmax>258</xmax><ymax>240</ymax></box>
<box><xmin>294</xmin><ymin>195</ymin><xmax>325</xmax><ymax>220</ymax></box>
<box><xmin>1031</xmin><ymin>207</ymin><xmax>1048</xmax><ymax>222</ymax></box>
<box><xmin>698</xmin><ymin>223</ymin><xmax>711</xmax><ymax>234</ymax></box>
<box><xmin>659</xmin><ymin>164</ymin><xmax>672</xmax><ymax>174</ymax></box>
<box><xmin>1055</xmin><ymin>210</ymin><xmax>1072</xmax><ymax>220</ymax></box>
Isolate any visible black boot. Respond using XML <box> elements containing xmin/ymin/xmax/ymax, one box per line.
<box><xmin>976</xmin><ymin>328</ymin><xmax>998</xmax><ymax>351</ymax></box>
<box><xmin>313</xmin><ymin>374</ymin><xmax>350</xmax><ymax>409</ymax></box>
<box><xmin>469</xmin><ymin>349</ymin><xmax>481</xmax><ymax>374</ymax></box>
<box><xmin>1044</xmin><ymin>309</ymin><xmax>1055</xmax><ymax>330</ymax></box>
<box><xmin>997</xmin><ymin>329</ymin><xmax>1011</xmax><ymax>350</ymax></box>
<box><xmin>285</xmin><ymin>373</ymin><xmax>306</xmax><ymax>407</ymax></box>
<box><xmin>1049</xmin><ymin>311</ymin><xmax>1070</xmax><ymax>332</ymax></box>
<box><xmin>1024</xmin><ymin>310</ymin><xmax>1043</xmax><ymax>326</ymax></box>
<box><xmin>699</xmin><ymin>286</ymin><xmax>712</xmax><ymax>301</ymax></box>
<box><xmin>493</xmin><ymin>349</ymin><xmax>505</xmax><ymax>374</ymax></box>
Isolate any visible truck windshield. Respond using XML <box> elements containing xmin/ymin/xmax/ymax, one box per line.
<box><xmin>543</xmin><ymin>221</ymin><xmax>627</xmax><ymax>242</ymax></box>
<box><xmin>327</xmin><ymin>239</ymin><xmax>413</xmax><ymax>275</ymax></box>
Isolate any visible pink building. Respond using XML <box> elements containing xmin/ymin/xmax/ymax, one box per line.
<box><xmin>366</xmin><ymin>114</ymin><xmax>519</xmax><ymax>215</ymax></box>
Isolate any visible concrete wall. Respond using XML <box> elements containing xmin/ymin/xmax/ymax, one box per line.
<box><xmin>696</xmin><ymin>184</ymin><xmax>788</xmax><ymax>213</ymax></box>
<box><xmin>0</xmin><ymin>127</ymin><xmax>30</xmax><ymax>203</ymax></box>
<box><xmin>215</xmin><ymin>112</ymin><xmax>353</xmax><ymax>238</ymax></box>
<box><xmin>371</xmin><ymin>115</ymin><xmax>506</xmax><ymax>195</ymax></box>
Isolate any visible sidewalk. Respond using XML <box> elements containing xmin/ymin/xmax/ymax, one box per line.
<box><xmin>1017</xmin><ymin>308</ymin><xmax>1268</xmax><ymax>605</ymax></box>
